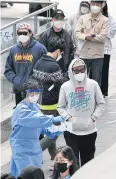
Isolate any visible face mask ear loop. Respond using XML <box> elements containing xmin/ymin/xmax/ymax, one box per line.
<box><xmin>67</xmin><ymin>163</ymin><xmax>70</xmax><ymax>168</ymax></box>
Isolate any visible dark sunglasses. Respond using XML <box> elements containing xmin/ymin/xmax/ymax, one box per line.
<box><xmin>72</xmin><ymin>67</ymin><xmax>86</xmax><ymax>74</ymax></box>
<box><xmin>17</xmin><ymin>31</ymin><xmax>28</xmax><ymax>36</ymax></box>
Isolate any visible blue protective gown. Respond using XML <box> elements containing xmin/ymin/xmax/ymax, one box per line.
<box><xmin>9</xmin><ymin>100</ymin><xmax>60</xmax><ymax>177</ymax></box>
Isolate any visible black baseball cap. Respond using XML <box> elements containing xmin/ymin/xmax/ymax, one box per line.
<box><xmin>80</xmin><ymin>1</ymin><xmax>90</xmax><ymax>8</ymax></box>
<box><xmin>52</xmin><ymin>9</ymin><xmax>65</xmax><ymax>18</ymax></box>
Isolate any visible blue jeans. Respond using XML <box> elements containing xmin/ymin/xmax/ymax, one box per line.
<box><xmin>82</xmin><ymin>58</ymin><xmax>103</xmax><ymax>86</ymax></box>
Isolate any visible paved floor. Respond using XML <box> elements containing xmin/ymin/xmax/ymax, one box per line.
<box><xmin>1</xmin><ymin>94</ymin><xmax>116</xmax><ymax>178</ymax></box>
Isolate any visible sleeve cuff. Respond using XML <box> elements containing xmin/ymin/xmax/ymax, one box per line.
<box><xmin>91</xmin><ymin>115</ymin><xmax>97</xmax><ymax>121</ymax></box>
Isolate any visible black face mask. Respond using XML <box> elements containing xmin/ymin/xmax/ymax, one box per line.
<box><xmin>56</xmin><ymin>163</ymin><xmax>68</xmax><ymax>173</ymax></box>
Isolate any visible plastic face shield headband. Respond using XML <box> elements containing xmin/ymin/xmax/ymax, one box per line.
<box><xmin>26</xmin><ymin>89</ymin><xmax>43</xmax><ymax>104</ymax></box>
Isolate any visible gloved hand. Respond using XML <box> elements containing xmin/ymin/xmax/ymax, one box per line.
<box><xmin>52</xmin><ymin>116</ymin><xmax>65</xmax><ymax>124</ymax></box>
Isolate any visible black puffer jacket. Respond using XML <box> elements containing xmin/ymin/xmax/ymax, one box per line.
<box><xmin>39</xmin><ymin>27</ymin><xmax>75</xmax><ymax>72</ymax></box>
<box><xmin>33</xmin><ymin>54</ymin><xmax>66</xmax><ymax>105</ymax></box>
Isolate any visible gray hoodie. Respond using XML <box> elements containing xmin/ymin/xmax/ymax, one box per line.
<box><xmin>57</xmin><ymin>59</ymin><xmax>105</xmax><ymax>135</ymax></box>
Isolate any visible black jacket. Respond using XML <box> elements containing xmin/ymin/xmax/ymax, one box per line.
<box><xmin>39</xmin><ymin>27</ymin><xmax>75</xmax><ymax>72</ymax></box>
<box><xmin>33</xmin><ymin>54</ymin><xmax>64</xmax><ymax>105</ymax></box>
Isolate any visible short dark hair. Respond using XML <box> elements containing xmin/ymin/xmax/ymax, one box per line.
<box><xmin>21</xmin><ymin>78</ymin><xmax>42</xmax><ymax>99</ymax></box>
<box><xmin>47</xmin><ymin>37</ymin><xmax>65</xmax><ymax>53</ymax></box>
<box><xmin>91</xmin><ymin>1</ymin><xmax>105</xmax><ymax>3</ymax></box>
<box><xmin>1</xmin><ymin>173</ymin><xmax>16</xmax><ymax>179</ymax></box>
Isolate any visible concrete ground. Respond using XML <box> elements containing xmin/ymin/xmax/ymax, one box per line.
<box><xmin>1</xmin><ymin>94</ymin><xmax>116</xmax><ymax>178</ymax></box>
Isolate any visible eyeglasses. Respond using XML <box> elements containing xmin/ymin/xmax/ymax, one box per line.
<box><xmin>54</xmin><ymin>158</ymin><xmax>69</xmax><ymax>164</ymax></box>
<box><xmin>72</xmin><ymin>67</ymin><xmax>86</xmax><ymax>74</ymax></box>
<box><xmin>17</xmin><ymin>31</ymin><xmax>28</xmax><ymax>36</ymax></box>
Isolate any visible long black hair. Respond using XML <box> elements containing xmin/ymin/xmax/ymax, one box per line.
<box><xmin>50</xmin><ymin>146</ymin><xmax>78</xmax><ymax>179</ymax></box>
<box><xmin>102</xmin><ymin>1</ymin><xmax>109</xmax><ymax>17</ymax></box>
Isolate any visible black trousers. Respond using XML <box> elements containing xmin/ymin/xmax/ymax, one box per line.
<box><xmin>64</xmin><ymin>131</ymin><xmax>97</xmax><ymax>168</ymax></box>
<box><xmin>101</xmin><ymin>54</ymin><xmax>110</xmax><ymax>96</ymax></box>
<box><xmin>82</xmin><ymin>58</ymin><xmax>103</xmax><ymax>86</ymax></box>
<box><xmin>15</xmin><ymin>93</ymin><xmax>23</xmax><ymax>106</ymax></box>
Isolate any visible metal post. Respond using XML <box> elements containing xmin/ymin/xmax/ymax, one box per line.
<box><xmin>34</xmin><ymin>15</ymin><xmax>38</xmax><ymax>35</ymax></box>
<box><xmin>47</xmin><ymin>8</ymin><xmax>49</xmax><ymax>23</ymax></box>
<box><xmin>54</xmin><ymin>4</ymin><xmax>57</xmax><ymax>11</ymax></box>
<box><xmin>48</xmin><ymin>6</ymin><xmax>50</xmax><ymax>18</ymax></box>
<box><xmin>13</xmin><ymin>24</ymin><xmax>17</xmax><ymax>44</ymax></box>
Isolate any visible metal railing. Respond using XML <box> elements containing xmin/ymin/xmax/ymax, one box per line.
<box><xmin>1</xmin><ymin>1</ymin><xmax>58</xmax><ymax>107</ymax></box>
<box><xmin>1</xmin><ymin>0</ymin><xmax>52</xmax><ymax>4</ymax></box>
<box><xmin>1</xmin><ymin>1</ymin><xmax>58</xmax><ymax>54</ymax></box>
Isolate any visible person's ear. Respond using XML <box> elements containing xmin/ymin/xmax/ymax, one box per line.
<box><xmin>29</xmin><ymin>32</ymin><xmax>33</xmax><ymax>37</ymax></box>
<box><xmin>57</xmin><ymin>49</ymin><xmax>60</xmax><ymax>54</ymax></box>
<box><xmin>67</xmin><ymin>161</ymin><xmax>73</xmax><ymax>168</ymax></box>
<box><xmin>52</xmin><ymin>18</ymin><xmax>56</xmax><ymax>22</ymax></box>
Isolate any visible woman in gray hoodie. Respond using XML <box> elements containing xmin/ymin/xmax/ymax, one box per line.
<box><xmin>57</xmin><ymin>58</ymin><xmax>105</xmax><ymax>168</ymax></box>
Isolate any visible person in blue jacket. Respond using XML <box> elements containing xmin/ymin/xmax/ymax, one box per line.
<box><xmin>4</xmin><ymin>22</ymin><xmax>47</xmax><ymax>106</ymax></box>
<box><xmin>9</xmin><ymin>78</ymin><xmax>64</xmax><ymax>178</ymax></box>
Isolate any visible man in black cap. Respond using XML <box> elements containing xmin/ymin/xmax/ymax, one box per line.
<box><xmin>39</xmin><ymin>9</ymin><xmax>75</xmax><ymax>74</ymax></box>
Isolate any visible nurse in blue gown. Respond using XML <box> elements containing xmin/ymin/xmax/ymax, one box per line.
<box><xmin>9</xmin><ymin>78</ymin><xmax>64</xmax><ymax>177</ymax></box>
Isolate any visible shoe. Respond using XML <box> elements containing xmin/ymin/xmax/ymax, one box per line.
<box><xmin>49</xmin><ymin>161</ymin><xmax>54</xmax><ymax>171</ymax></box>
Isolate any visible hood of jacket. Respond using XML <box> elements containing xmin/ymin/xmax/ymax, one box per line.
<box><xmin>68</xmin><ymin>58</ymin><xmax>87</xmax><ymax>88</ymax></box>
<box><xmin>17</xmin><ymin>166</ymin><xmax>45</xmax><ymax>179</ymax></box>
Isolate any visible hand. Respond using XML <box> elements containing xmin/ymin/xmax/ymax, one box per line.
<box><xmin>53</xmin><ymin>122</ymin><xmax>61</xmax><ymax>126</ymax></box>
<box><xmin>53</xmin><ymin>116</ymin><xmax>65</xmax><ymax>124</ymax></box>
<box><xmin>85</xmin><ymin>35</ymin><xmax>93</xmax><ymax>41</ymax></box>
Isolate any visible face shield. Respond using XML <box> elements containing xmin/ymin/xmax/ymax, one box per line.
<box><xmin>26</xmin><ymin>89</ymin><xmax>43</xmax><ymax>105</ymax></box>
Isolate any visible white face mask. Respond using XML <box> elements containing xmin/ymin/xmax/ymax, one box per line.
<box><xmin>56</xmin><ymin>54</ymin><xmax>62</xmax><ymax>62</ymax></box>
<box><xmin>18</xmin><ymin>35</ymin><xmax>29</xmax><ymax>43</ymax></box>
<box><xmin>74</xmin><ymin>73</ymin><xmax>85</xmax><ymax>82</ymax></box>
<box><xmin>81</xmin><ymin>6</ymin><xmax>89</xmax><ymax>14</ymax></box>
<box><xmin>53</xmin><ymin>20</ymin><xmax>65</xmax><ymax>29</ymax></box>
<box><xmin>91</xmin><ymin>5</ymin><xmax>101</xmax><ymax>14</ymax></box>
<box><xmin>29</xmin><ymin>94</ymin><xmax>39</xmax><ymax>104</ymax></box>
